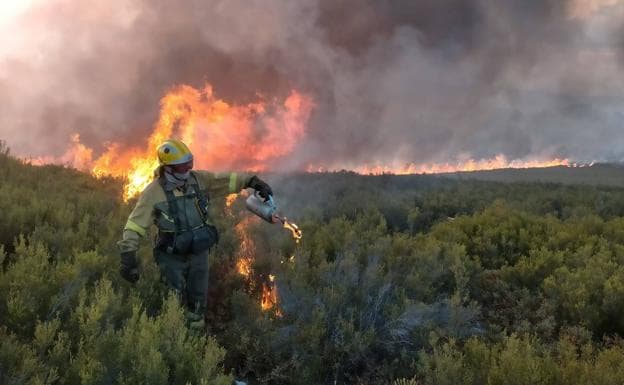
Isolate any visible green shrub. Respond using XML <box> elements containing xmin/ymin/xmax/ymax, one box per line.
<box><xmin>6</xmin><ymin>148</ymin><xmax>624</xmax><ymax>384</ymax></box>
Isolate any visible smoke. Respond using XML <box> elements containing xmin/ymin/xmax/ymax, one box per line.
<box><xmin>1</xmin><ymin>0</ymin><xmax>624</xmax><ymax>167</ymax></box>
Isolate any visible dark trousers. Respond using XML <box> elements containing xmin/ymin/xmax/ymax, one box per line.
<box><xmin>153</xmin><ymin>248</ymin><xmax>209</xmax><ymax>314</ymax></box>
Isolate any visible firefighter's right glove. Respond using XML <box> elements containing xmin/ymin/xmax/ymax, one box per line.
<box><xmin>120</xmin><ymin>251</ymin><xmax>139</xmax><ymax>283</ymax></box>
<box><xmin>247</xmin><ymin>175</ymin><xmax>273</xmax><ymax>201</ymax></box>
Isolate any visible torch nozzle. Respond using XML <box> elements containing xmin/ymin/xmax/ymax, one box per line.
<box><xmin>273</xmin><ymin>214</ymin><xmax>286</xmax><ymax>224</ymax></box>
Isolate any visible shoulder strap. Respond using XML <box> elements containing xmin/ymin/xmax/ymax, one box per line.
<box><xmin>159</xmin><ymin>176</ymin><xmax>181</xmax><ymax>233</ymax></box>
<box><xmin>190</xmin><ymin>171</ymin><xmax>210</xmax><ymax>219</ymax></box>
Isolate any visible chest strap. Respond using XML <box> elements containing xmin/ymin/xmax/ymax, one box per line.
<box><xmin>158</xmin><ymin>171</ymin><xmax>211</xmax><ymax>233</ymax></box>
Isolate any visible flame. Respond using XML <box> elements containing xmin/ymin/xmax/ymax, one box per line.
<box><xmin>234</xmin><ymin>216</ymin><xmax>257</xmax><ymax>279</ymax></box>
<box><xmin>225</xmin><ymin>193</ymin><xmax>238</xmax><ymax>209</ymax></box>
<box><xmin>233</xmin><ymin>215</ymin><xmax>282</xmax><ymax>314</ymax></box>
<box><xmin>308</xmin><ymin>155</ymin><xmax>572</xmax><ymax>175</ymax></box>
<box><xmin>114</xmin><ymin>84</ymin><xmax>313</xmax><ymax>200</ymax></box>
<box><xmin>29</xmin><ymin>83</ymin><xmax>577</xmax><ymax>200</ymax></box>
<box><xmin>227</xmin><ymin>189</ymin><xmax>296</xmax><ymax>313</ymax></box>
<box><xmin>261</xmin><ymin>274</ymin><xmax>281</xmax><ymax>315</ymax></box>
<box><xmin>30</xmin><ymin>133</ymin><xmax>93</xmax><ymax>170</ymax></box>
<box><xmin>33</xmin><ymin>83</ymin><xmax>314</xmax><ymax>201</ymax></box>
<box><xmin>228</xmin><ymin>192</ymin><xmax>256</xmax><ymax>278</ymax></box>
<box><xmin>282</xmin><ymin>219</ymin><xmax>302</xmax><ymax>243</ymax></box>
<box><xmin>236</xmin><ymin>256</ymin><xmax>253</xmax><ymax>277</ymax></box>
<box><xmin>229</xmin><ymin>195</ymin><xmax>296</xmax><ymax>314</ymax></box>
<box><xmin>62</xmin><ymin>134</ymin><xmax>94</xmax><ymax>170</ymax></box>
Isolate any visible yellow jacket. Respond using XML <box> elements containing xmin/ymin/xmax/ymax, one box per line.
<box><xmin>117</xmin><ymin>171</ymin><xmax>251</xmax><ymax>253</ymax></box>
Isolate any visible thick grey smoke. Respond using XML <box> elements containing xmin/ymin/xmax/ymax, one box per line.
<box><xmin>1</xmin><ymin>0</ymin><xmax>623</xmax><ymax>167</ymax></box>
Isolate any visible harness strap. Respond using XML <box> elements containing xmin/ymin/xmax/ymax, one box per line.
<box><xmin>158</xmin><ymin>172</ymin><xmax>211</xmax><ymax>231</ymax></box>
<box><xmin>190</xmin><ymin>171</ymin><xmax>210</xmax><ymax>221</ymax></box>
<box><xmin>159</xmin><ymin>177</ymin><xmax>182</xmax><ymax>233</ymax></box>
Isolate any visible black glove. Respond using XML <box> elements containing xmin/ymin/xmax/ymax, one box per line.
<box><xmin>247</xmin><ymin>176</ymin><xmax>273</xmax><ymax>201</ymax></box>
<box><xmin>120</xmin><ymin>251</ymin><xmax>139</xmax><ymax>283</ymax></box>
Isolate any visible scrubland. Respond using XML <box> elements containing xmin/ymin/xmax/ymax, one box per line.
<box><xmin>3</xmin><ymin>142</ymin><xmax>624</xmax><ymax>384</ymax></box>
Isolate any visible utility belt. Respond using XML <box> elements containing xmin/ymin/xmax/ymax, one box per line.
<box><xmin>155</xmin><ymin>224</ymin><xmax>219</xmax><ymax>255</ymax></box>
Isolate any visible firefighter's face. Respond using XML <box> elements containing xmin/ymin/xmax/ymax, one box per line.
<box><xmin>170</xmin><ymin>160</ymin><xmax>193</xmax><ymax>173</ymax></box>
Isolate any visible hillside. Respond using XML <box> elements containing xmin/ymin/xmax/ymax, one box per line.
<box><xmin>444</xmin><ymin>163</ymin><xmax>624</xmax><ymax>187</ymax></box>
<box><xmin>3</xmin><ymin>147</ymin><xmax>624</xmax><ymax>384</ymax></box>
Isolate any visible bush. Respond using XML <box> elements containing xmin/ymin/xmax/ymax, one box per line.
<box><xmin>5</xmin><ymin>148</ymin><xmax>624</xmax><ymax>383</ymax></box>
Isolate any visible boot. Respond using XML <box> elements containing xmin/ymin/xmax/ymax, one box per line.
<box><xmin>185</xmin><ymin>310</ymin><xmax>205</xmax><ymax>331</ymax></box>
<box><xmin>189</xmin><ymin>318</ymin><xmax>205</xmax><ymax>331</ymax></box>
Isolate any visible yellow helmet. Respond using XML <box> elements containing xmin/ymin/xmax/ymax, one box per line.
<box><xmin>157</xmin><ymin>139</ymin><xmax>193</xmax><ymax>165</ymax></box>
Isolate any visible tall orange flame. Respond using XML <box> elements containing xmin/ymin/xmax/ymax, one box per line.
<box><xmin>234</xmin><ymin>216</ymin><xmax>257</xmax><ymax>279</ymax></box>
<box><xmin>33</xmin><ymin>83</ymin><xmax>314</xmax><ymax>201</ymax></box>
<box><xmin>231</xmin><ymin>204</ymin><xmax>281</xmax><ymax>314</ymax></box>
<box><xmin>261</xmin><ymin>274</ymin><xmax>280</xmax><ymax>315</ymax></box>
<box><xmin>104</xmin><ymin>84</ymin><xmax>313</xmax><ymax>200</ymax></box>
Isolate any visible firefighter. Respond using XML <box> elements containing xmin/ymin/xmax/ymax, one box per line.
<box><xmin>117</xmin><ymin>139</ymin><xmax>273</xmax><ymax>330</ymax></box>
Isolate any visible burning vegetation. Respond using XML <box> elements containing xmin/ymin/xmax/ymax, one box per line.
<box><xmin>32</xmin><ymin>83</ymin><xmax>313</xmax><ymax>201</ymax></box>
<box><xmin>226</xmin><ymin>191</ymin><xmax>302</xmax><ymax>315</ymax></box>
<box><xmin>25</xmin><ymin>82</ymin><xmax>578</xmax><ymax>203</ymax></box>
<box><xmin>308</xmin><ymin>155</ymin><xmax>572</xmax><ymax>175</ymax></box>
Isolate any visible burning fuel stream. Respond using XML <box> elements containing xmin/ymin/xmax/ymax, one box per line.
<box><xmin>274</xmin><ymin>215</ymin><xmax>303</xmax><ymax>244</ymax></box>
<box><xmin>227</xmin><ymin>193</ymin><xmax>302</xmax><ymax>314</ymax></box>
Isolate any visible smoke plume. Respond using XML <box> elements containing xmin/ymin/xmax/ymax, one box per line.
<box><xmin>1</xmin><ymin>0</ymin><xmax>623</xmax><ymax>169</ymax></box>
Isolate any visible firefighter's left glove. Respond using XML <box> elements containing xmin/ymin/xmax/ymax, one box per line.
<box><xmin>247</xmin><ymin>175</ymin><xmax>273</xmax><ymax>201</ymax></box>
<box><xmin>120</xmin><ymin>251</ymin><xmax>139</xmax><ymax>283</ymax></box>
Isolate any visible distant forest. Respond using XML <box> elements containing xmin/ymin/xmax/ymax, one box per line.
<box><xmin>3</xmin><ymin>140</ymin><xmax>624</xmax><ymax>385</ymax></box>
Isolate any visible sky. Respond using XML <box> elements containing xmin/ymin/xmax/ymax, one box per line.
<box><xmin>1</xmin><ymin>0</ymin><xmax>623</xmax><ymax>170</ymax></box>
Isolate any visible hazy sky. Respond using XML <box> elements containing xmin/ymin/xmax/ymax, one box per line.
<box><xmin>1</xmin><ymin>0</ymin><xmax>623</xmax><ymax>168</ymax></box>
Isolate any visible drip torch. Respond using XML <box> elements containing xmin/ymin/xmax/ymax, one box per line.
<box><xmin>245</xmin><ymin>191</ymin><xmax>302</xmax><ymax>241</ymax></box>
